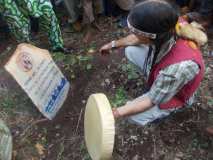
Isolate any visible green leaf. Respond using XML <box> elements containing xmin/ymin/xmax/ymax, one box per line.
<box><xmin>86</xmin><ymin>64</ymin><xmax>92</xmax><ymax>70</ymax></box>
<box><xmin>111</xmin><ymin>87</ymin><xmax>127</xmax><ymax>107</ymax></box>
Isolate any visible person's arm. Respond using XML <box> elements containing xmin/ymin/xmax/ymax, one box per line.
<box><xmin>113</xmin><ymin>96</ymin><xmax>153</xmax><ymax>118</ymax></box>
<box><xmin>99</xmin><ymin>34</ymin><xmax>141</xmax><ymax>54</ymax></box>
<box><xmin>113</xmin><ymin>60</ymin><xmax>200</xmax><ymax>119</ymax></box>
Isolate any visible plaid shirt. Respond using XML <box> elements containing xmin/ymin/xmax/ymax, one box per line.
<box><xmin>145</xmin><ymin>38</ymin><xmax>200</xmax><ymax>105</ymax></box>
<box><xmin>147</xmin><ymin>61</ymin><xmax>200</xmax><ymax>105</ymax></box>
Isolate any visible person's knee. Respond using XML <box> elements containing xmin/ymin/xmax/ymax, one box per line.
<box><xmin>125</xmin><ymin>46</ymin><xmax>135</xmax><ymax>59</ymax></box>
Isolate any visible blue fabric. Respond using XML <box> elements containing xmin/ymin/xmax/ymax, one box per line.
<box><xmin>199</xmin><ymin>0</ymin><xmax>213</xmax><ymax>15</ymax></box>
<box><xmin>118</xmin><ymin>15</ymin><xmax>128</xmax><ymax>28</ymax></box>
<box><xmin>176</xmin><ymin>0</ymin><xmax>190</xmax><ymax>7</ymax></box>
<box><xmin>102</xmin><ymin>0</ymin><xmax>124</xmax><ymax>16</ymax></box>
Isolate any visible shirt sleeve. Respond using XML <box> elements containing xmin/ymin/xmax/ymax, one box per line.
<box><xmin>147</xmin><ymin>60</ymin><xmax>200</xmax><ymax>105</ymax></box>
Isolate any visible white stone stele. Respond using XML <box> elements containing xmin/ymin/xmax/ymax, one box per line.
<box><xmin>84</xmin><ymin>93</ymin><xmax>115</xmax><ymax>160</ymax></box>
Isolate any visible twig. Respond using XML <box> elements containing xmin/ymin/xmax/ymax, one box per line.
<box><xmin>152</xmin><ymin>135</ymin><xmax>157</xmax><ymax>160</ymax></box>
<box><xmin>184</xmin><ymin>120</ymin><xmax>205</xmax><ymax>124</ymax></box>
<box><xmin>31</xmin><ymin>118</ymin><xmax>48</xmax><ymax>125</ymax></box>
<box><xmin>19</xmin><ymin>119</ymin><xmax>33</xmax><ymax>137</ymax></box>
<box><xmin>171</xmin><ymin>129</ymin><xmax>185</xmax><ymax>133</ymax></box>
<box><xmin>75</xmin><ymin>108</ymin><xmax>83</xmax><ymax>135</ymax></box>
<box><xmin>56</xmin><ymin>137</ymin><xmax>65</xmax><ymax>160</ymax></box>
<box><xmin>20</xmin><ymin>118</ymin><xmax>48</xmax><ymax>138</ymax></box>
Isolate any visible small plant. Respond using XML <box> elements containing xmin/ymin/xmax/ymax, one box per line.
<box><xmin>52</xmin><ymin>52</ymin><xmax>67</xmax><ymax>62</ymax></box>
<box><xmin>80</xmin><ymin>143</ymin><xmax>92</xmax><ymax>160</ymax></box>
<box><xmin>208</xmin><ymin>110</ymin><xmax>213</xmax><ymax>121</ymax></box>
<box><xmin>57</xmin><ymin>140</ymin><xmax>65</xmax><ymax>160</ymax></box>
<box><xmin>0</xmin><ymin>95</ymin><xmax>15</xmax><ymax>109</ymax></box>
<box><xmin>76</xmin><ymin>55</ymin><xmax>93</xmax><ymax>71</ymax></box>
<box><xmin>207</xmin><ymin>99</ymin><xmax>213</xmax><ymax>107</ymax></box>
<box><xmin>119</xmin><ymin>63</ymin><xmax>140</xmax><ymax>80</ymax></box>
<box><xmin>86</xmin><ymin>42</ymin><xmax>97</xmax><ymax>53</ymax></box>
<box><xmin>111</xmin><ymin>87</ymin><xmax>128</xmax><ymax>107</ymax></box>
<box><xmin>52</xmin><ymin>52</ymin><xmax>93</xmax><ymax>79</ymax></box>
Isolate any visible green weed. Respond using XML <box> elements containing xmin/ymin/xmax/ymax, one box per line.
<box><xmin>0</xmin><ymin>95</ymin><xmax>15</xmax><ymax>110</ymax></box>
<box><xmin>119</xmin><ymin>63</ymin><xmax>140</xmax><ymax>80</ymax></box>
<box><xmin>57</xmin><ymin>140</ymin><xmax>65</xmax><ymax>160</ymax></box>
<box><xmin>207</xmin><ymin>99</ymin><xmax>213</xmax><ymax>107</ymax></box>
<box><xmin>52</xmin><ymin>52</ymin><xmax>93</xmax><ymax>79</ymax></box>
<box><xmin>111</xmin><ymin>87</ymin><xmax>127</xmax><ymax>107</ymax></box>
<box><xmin>80</xmin><ymin>143</ymin><xmax>92</xmax><ymax>160</ymax></box>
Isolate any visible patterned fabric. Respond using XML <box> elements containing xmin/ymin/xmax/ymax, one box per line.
<box><xmin>143</xmin><ymin>37</ymin><xmax>176</xmax><ymax>78</ymax></box>
<box><xmin>147</xmin><ymin>60</ymin><xmax>200</xmax><ymax>105</ymax></box>
<box><xmin>143</xmin><ymin>38</ymin><xmax>200</xmax><ymax>105</ymax></box>
<box><xmin>147</xmin><ymin>39</ymin><xmax>205</xmax><ymax>110</ymax></box>
<box><xmin>127</xmin><ymin>19</ymin><xmax>157</xmax><ymax>39</ymax></box>
<box><xmin>0</xmin><ymin>120</ymin><xmax>12</xmax><ymax>160</ymax></box>
<box><xmin>0</xmin><ymin>0</ymin><xmax>63</xmax><ymax>49</ymax></box>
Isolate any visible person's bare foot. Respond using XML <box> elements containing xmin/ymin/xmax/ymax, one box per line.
<box><xmin>206</xmin><ymin>126</ymin><xmax>213</xmax><ymax>136</ymax></box>
<box><xmin>83</xmin><ymin>21</ymin><xmax>102</xmax><ymax>43</ymax></box>
<box><xmin>72</xmin><ymin>20</ymin><xmax>82</xmax><ymax>32</ymax></box>
<box><xmin>83</xmin><ymin>27</ymin><xmax>93</xmax><ymax>43</ymax></box>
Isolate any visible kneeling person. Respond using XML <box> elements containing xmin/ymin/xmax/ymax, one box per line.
<box><xmin>100</xmin><ymin>0</ymin><xmax>205</xmax><ymax>126</ymax></box>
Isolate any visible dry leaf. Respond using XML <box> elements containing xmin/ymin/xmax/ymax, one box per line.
<box><xmin>35</xmin><ymin>143</ymin><xmax>45</xmax><ymax>156</ymax></box>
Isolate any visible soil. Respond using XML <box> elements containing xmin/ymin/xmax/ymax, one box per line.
<box><xmin>0</xmin><ymin>17</ymin><xmax>213</xmax><ymax>160</ymax></box>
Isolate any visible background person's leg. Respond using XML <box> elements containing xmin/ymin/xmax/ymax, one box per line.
<box><xmin>64</xmin><ymin>0</ymin><xmax>80</xmax><ymax>23</ymax></box>
<box><xmin>0</xmin><ymin>0</ymin><xmax>30</xmax><ymax>42</ymax></box>
<box><xmin>82</xmin><ymin>0</ymin><xmax>96</xmax><ymax>43</ymax></box>
<box><xmin>82</xmin><ymin>0</ymin><xmax>95</xmax><ymax>25</ymax></box>
<box><xmin>22</xmin><ymin>0</ymin><xmax>64</xmax><ymax>50</ymax></box>
<box><xmin>39</xmin><ymin>8</ymin><xmax>64</xmax><ymax>50</ymax></box>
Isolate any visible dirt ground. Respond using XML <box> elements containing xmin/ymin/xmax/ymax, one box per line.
<box><xmin>0</xmin><ymin>17</ymin><xmax>213</xmax><ymax>160</ymax></box>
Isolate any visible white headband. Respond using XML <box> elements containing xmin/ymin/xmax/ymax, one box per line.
<box><xmin>127</xmin><ymin>19</ymin><xmax>157</xmax><ymax>39</ymax></box>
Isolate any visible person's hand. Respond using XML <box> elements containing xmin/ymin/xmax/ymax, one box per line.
<box><xmin>99</xmin><ymin>42</ymin><xmax>112</xmax><ymax>55</ymax></box>
<box><xmin>112</xmin><ymin>107</ymin><xmax>121</xmax><ymax>119</ymax></box>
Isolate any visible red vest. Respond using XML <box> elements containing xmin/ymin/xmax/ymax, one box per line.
<box><xmin>148</xmin><ymin>39</ymin><xmax>205</xmax><ymax>109</ymax></box>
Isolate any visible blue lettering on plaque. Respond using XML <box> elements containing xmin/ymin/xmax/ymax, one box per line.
<box><xmin>45</xmin><ymin>78</ymin><xmax>67</xmax><ymax>113</ymax></box>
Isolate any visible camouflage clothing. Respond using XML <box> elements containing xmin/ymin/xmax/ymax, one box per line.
<box><xmin>0</xmin><ymin>120</ymin><xmax>12</xmax><ymax>160</ymax></box>
<box><xmin>0</xmin><ymin>0</ymin><xmax>64</xmax><ymax>50</ymax></box>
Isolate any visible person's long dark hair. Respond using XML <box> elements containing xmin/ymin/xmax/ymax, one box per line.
<box><xmin>128</xmin><ymin>0</ymin><xmax>178</xmax><ymax>66</ymax></box>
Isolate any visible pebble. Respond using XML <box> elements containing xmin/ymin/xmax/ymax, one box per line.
<box><xmin>55</xmin><ymin>125</ymin><xmax>61</xmax><ymax>129</ymax></box>
<box><xmin>130</xmin><ymin>135</ymin><xmax>138</xmax><ymax>141</ymax></box>
<box><xmin>82</xmin><ymin>100</ymin><xmax>86</xmax><ymax>104</ymax></box>
<box><xmin>101</xmin><ymin>82</ymin><xmax>105</xmax><ymax>87</ymax></box>
<box><xmin>105</xmin><ymin>79</ymin><xmax>110</xmax><ymax>85</ymax></box>
<box><xmin>176</xmin><ymin>152</ymin><xmax>184</xmax><ymax>158</ymax></box>
<box><xmin>132</xmin><ymin>155</ymin><xmax>139</xmax><ymax>160</ymax></box>
<box><xmin>87</xmin><ymin>49</ymin><xmax>96</xmax><ymax>54</ymax></box>
<box><xmin>15</xmin><ymin>130</ymin><xmax>20</xmax><ymax>135</ymax></box>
